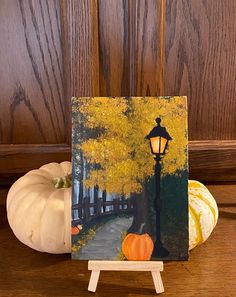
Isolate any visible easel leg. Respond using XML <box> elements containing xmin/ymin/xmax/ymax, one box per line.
<box><xmin>88</xmin><ymin>270</ymin><xmax>100</xmax><ymax>292</ymax></box>
<box><xmin>151</xmin><ymin>271</ymin><xmax>164</xmax><ymax>294</ymax></box>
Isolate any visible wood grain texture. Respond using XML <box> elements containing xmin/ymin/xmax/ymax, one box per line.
<box><xmin>1</xmin><ymin>185</ymin><xmax>236</xmax><ymax>296</ymax></box>
<box><xmin>0</xmin><ymin>0</ymin><xmax>66</xmax><ymax>143</ymax></box>
<box><xmin>164</xmin><ymin>0</ymin><xmax>236</xmax><ymax>140</ymax></box>
<box><xmin>189</xmin><ymin>140</ymin><xmax>236</xmax><ymax>181</ymax></box>
<box><xmin>98</xmin><ymin>0</ymin><xmax>130</xmax><ymax>95</ymax></box>
<box><xmin>60</xmin><ymin>0</ymin><xmax>100</xmax><ymax>143</ymax></box>
<box><xmin>99</xmin><ymin>0</ymin><xmax>163</xmax><ymax>96</ymax></box>
<box><xmin>0</xmin><ymin>144</ymin><xmax>70</xmax><ymax>179</ymax></box>
<box><xmin>129</xmin><ymin>0</ymin><xmax>164</xmax><ymax>96</ymax></box>
<box><xmin>206</xmin><ymin>183</ymin><xmax>236</xmax><ymax>205</ymax></box>
<box><xmin>60</xmin><ymin>0</ymin><xmax>100</xmax><ymax>98</ymax></box>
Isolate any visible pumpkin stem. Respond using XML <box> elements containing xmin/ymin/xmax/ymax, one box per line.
<box><xmin>53</xmin><ymin>174</ymin><xmax>72</xmax><ymax>189</ymax></box>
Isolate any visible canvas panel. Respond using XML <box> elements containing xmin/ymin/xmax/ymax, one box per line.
<box><xmin>71</xmin><ymin>96</ymin><xmax>188</xmax><ymax>261</ymax></box>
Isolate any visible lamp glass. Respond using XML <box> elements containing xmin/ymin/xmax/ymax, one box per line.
<box><xmin>150</xmin><ymin>136</ymin><xmax>168</xmax><ymax>154</ymax></box>
<box><xmin>160</xmin><ymin>137</ymin><xmax>168</xmax><ymax>153</ymax></box>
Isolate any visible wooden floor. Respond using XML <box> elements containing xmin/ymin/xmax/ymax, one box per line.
<box><xmin>0</xmin><ymin>184</ymin><xmax>236</xmax><ymax>297</ymax></box>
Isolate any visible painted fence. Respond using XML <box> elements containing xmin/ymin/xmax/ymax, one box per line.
<box><xmin>72</xmin><ymin>180</ymin><xmax>134</xmax><ymax>225</ymax></box>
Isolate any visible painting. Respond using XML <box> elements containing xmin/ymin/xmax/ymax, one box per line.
<box><xmin>71</xmin><ymin>96</ymin><xmax>188</xmax><ymax>261</ymax></box>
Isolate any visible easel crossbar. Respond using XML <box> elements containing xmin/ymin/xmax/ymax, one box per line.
<box><xmin>88</xmin><ymin>260</ymin><xmax>163</xmax><ymax>271</ymax></box>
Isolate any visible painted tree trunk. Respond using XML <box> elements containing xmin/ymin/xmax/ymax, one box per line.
<box><xmin>127</xmin><ymin>182</ymin><xmax>152</xmax><ymax>235</ymax></box>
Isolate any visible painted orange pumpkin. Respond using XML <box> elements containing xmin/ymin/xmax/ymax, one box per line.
<box><xmin>71</xmin><ymin>225</ymin><xmax>82</xmax><ymax>235</ymax></box>
<box><xmin>122</xmin><ymin>233</ymin><xmax>154</xmax><ymax>260</ymax></box>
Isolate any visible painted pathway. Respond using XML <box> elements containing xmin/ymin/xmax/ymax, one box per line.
<box><xmin>77</xmin><ymin>216</ymin><xmax>133</xmax><ymax>260</ymax></box>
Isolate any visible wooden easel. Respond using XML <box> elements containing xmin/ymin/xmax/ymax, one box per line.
<box><xmin>88</xmin><ymin>260</ymin><xmax>164</xmax><ymax>294</ymax></box>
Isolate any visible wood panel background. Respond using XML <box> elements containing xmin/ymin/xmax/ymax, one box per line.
<box><xmin>1</xmin><ymin>0</ymin><xmax>236</xmax><ymax>184</ymax></box>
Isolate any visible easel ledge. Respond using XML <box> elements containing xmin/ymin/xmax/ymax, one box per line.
<box><xmin>88</xmin><ymin>260</ymin><xmax>164</xmax><ymax>294</ymax></box>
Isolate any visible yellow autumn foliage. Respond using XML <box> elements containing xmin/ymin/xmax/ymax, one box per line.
<box><xmin>72</xmin><ymin>97</ymin><xmax>188</xmax><ymax>195</ymax></box>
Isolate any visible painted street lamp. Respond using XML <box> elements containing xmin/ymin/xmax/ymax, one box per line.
<box><xmin>146</xmin><ymin>117</ymin><xmax>172</xmax><ymax>258</ymax></box>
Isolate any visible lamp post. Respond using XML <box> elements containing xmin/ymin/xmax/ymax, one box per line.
<box><xmin>146</xmin><ymin>117</ymin><xmax>172</xmax><ymax>258</ymax></box>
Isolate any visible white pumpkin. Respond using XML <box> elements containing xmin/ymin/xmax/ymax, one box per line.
<box><xmin>189</xmin><ymin>180</ymin><xmax>218</xmax><ymax>250</ymax></box>
<box><xmin>7</xmin><ymin>162</ymin><xmax>71</xmax><ymax>254</ymax></box>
